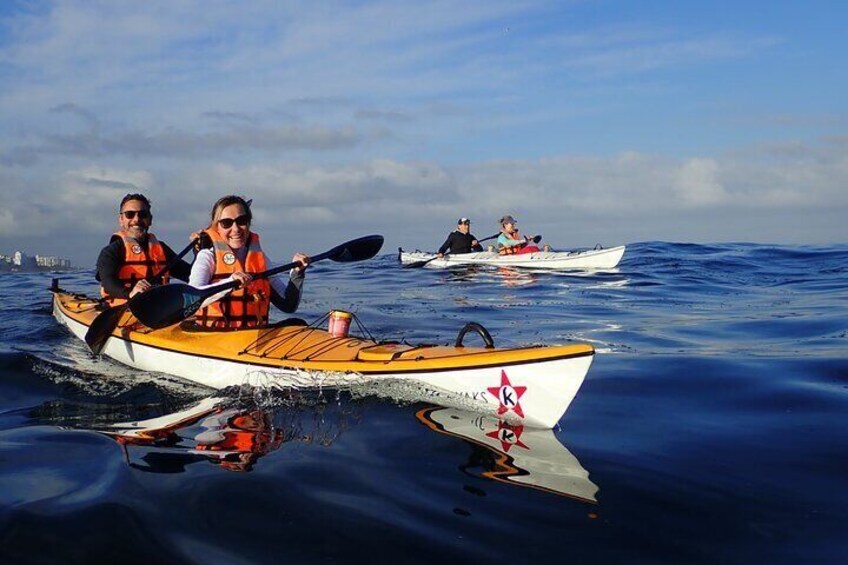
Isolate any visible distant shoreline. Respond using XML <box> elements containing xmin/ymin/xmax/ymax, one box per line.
<box><xmin>0</xmin><ymin>267</ymin><xmax>81</xmax><ymax>274</ymax></box>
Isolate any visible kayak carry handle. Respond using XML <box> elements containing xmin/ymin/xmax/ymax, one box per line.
<box><xmin>455</xmin><ymin>322</ymin><xmax>495</xmax><ymax>349</ymax></box>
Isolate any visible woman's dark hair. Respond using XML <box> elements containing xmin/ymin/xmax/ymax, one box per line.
<box><xmin>209</xmin><ymin>195</ymin><xmax>253</xmax><ymax>228</ymax></box>
<box><xmin>120</xmin><ymin>193</ymin><xmax>151</xmax><ymax>210</ymax></box>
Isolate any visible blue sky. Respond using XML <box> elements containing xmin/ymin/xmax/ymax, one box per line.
<box><xmin>1</xmin><ymin>1</ymin><xmax>846</xmax><ymax>266</ymax></box>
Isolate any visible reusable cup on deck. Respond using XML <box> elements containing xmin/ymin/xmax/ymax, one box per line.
<box><xmin>327</xmin><ymin>310</ymin><xmax>352</xmax><ymax>337</ymax></box>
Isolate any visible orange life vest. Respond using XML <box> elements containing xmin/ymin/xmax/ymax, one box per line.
<box><xmin>498</xmin><ymin>231</ymin><xmax>527</xmax><ymax>256</ymax></box>
<box><xmin>195</xmin><ymin>229</ymin><xmax>271</xmax><ymax>329</ymax></box>
<box><xmin>100</xmin><ymin>232</ymin><xmax>169</xmax><ymax>306</ymax></box>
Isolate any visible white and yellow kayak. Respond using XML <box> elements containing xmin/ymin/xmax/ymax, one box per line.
<box><xmin>52</xmin><ymin>290</ymin><xmax>594</xmax><ymax>428</ymax></box>
<box><xmin>398</xmin><ymin>245</ymin><xmax>626</xmax><ymax>270</ymax></box>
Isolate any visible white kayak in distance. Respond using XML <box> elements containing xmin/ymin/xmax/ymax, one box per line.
<box><xmin>398</xmin><ymin>245</ymin><xmax>626</xmax><ymax>270</ymax></box>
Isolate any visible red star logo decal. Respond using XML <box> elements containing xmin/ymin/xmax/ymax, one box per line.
<box><xmin>487</xmin><ymin>370</ymin><xmax>527</xmax><ymax>418</ymax></box>
<box><xmin>486</xmin><ymin>421</ymin><xmax>528</xmax><ymax>453</ymax></box>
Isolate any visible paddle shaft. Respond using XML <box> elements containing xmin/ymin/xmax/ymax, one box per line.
<box><xmin>184</xmin><ymin>233</ymin><xmax>383</xmax><ymax>300</ymax></box>
<box><xmin>477</xmin><ymin>232</ymin><xmax>501</xmax><ymax>246</ymax></box>
<box><xmin>197</xmin><ymin>254</ymin><xmax>312</xmax><ymax>296</ymax></box>
<box><xmin>452</xmin><ymin>232</ymin><xmax>541</xmax><ymax>252</ymax></box>
<box><xmin>439</xmin><ymin>232</ymin><xmax>499</xmax><ymax>258</ymax></box>
<box><xmin>405</xmin><ymin>232</ymin><xmax>506</xmax><ymax>268</ymax></box>
<box><xmin>421</xmin><ymin>233</ymin><xmax>497</xmax><ymax>266</ymax></box>
<box><xmin>151</xmin><ymin>238</ymin><xmax>198</xmax><ymax>282</ymax></box>
<box><xmin>128</xmin><ymin>235</ymin><xmax>383</xmax><ymax>329</ymax></box>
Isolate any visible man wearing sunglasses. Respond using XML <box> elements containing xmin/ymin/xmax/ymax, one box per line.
<box><xmin>436</xmin><ymin>217</ymin><xmax>484</xmax><ymax>258</ymax></box>
<box><xmin>96</xmin><ymin>193</ymin><xmax>192</xmax><ymax>305</ymax></box>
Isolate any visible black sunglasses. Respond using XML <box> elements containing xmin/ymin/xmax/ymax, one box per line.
<box><xmin>217</xmin><ymin>215</ymin><xmax>250</xmax><ymax>229</ymax></box>
<box><xmin>121</xmin><ymin>210</ymin><xmax>151</xmax><ymax>220</ymax></box>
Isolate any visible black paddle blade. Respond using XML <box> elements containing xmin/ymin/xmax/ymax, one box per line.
<box><xmin>402</xmin><ymin>256</ymin><xmax>437</xmax><ymax>269</ymax></box>
<box><xmin>84</xmin><ymin>304</ymin><xmax>127</xmax><ymax>355</ymax></box>
<box><xmin>129</xmin><ymin>283</ymin><xmax>214</xmax><ymax>330</ymax></box>
<box><xmin>327</xmin><ymin>235</ymin><xmax>384</xmax><ymax>263</ymax></box>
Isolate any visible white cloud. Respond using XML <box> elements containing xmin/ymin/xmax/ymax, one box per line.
<box><xmin>0</xmin><ymin>2</ymin><xmax>844</xmax><ymax>263</ymax></box>
<box><xmin>58</xmin><ymin>166</ymin><xmax>156</xmax><ymax>201</ymax></box>
<box><xmin>0</xmin><ymin>207</ymin><xmax>15</xmax><ymax>236</ymax></box>
<box><xmin>674</xmin><ymin>158</ymin><xmax>728</xmax><ymax>206</ymax></box>
<box><xmin>3</xmin><ymin>134</ymin><xmax>846</xmax><ymax>265</ymax></box>
<box><xmin>0</xmin><ymin>165</ymin><xmax>156</xmax><ymax>238</ymax></box>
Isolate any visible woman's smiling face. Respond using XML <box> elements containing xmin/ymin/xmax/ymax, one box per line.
<box><xmin>215</xmin><ymin>203</ymin><xmax>251</xmax><ymax>250</ymax></box>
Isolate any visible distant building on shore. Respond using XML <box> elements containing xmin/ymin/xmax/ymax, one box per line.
<box><xmin>0</xmin><ymin>251</ymin><xmax>73</xmax><ymax>272</ymax></box>
<box><xmin>35</xmin><ymin>254</ymin><xmax>72</xmax><ymax>269</ymax></box>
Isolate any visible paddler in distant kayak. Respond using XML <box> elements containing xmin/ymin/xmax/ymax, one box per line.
<box><xmin>96</xmin><ymin>193</ymin><xmax>192</xmax><ymax>305</ymax></box>
<box><xmin>497</xmin><ymin>215</ymin><xmax>541</xmax><ymax>255</ymax></box>
<box><xmin>189</xmin><ymin>195</ymin><xmax>310</xmax><ymax>329</ymax></box>
<box><xmin>436</xmin><ymin>217</ymin><xmax>484</xmax><ymax>258</ymax></box>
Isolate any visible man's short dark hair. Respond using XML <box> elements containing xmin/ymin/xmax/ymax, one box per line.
<box><xmin>120</xmin><ymin>193</ymin><xmax>151</xmax><ymax>210</ymax></box>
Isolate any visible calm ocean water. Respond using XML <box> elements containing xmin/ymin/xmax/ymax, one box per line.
<box><xmin>1</xmin><ymin>241</ymin><xmax>846</xmax><ymax>563</ymax></box>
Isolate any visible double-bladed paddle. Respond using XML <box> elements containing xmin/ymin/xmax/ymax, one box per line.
<box><xmin>84</xmin><ymin>238</ymin><xmax>199</xmax><ymax>355</ymax></box>
<box><xmin>129</xmin><ymin>234</ymin><xmax>384</xmax><ymax>330</ymax></box>
<box><xmin>402</xmin><ymin>233</ymin><xmax>499</xmax><ymax>269</ymax></box>
<box><xmin>403</xmin><ymin>234</ymin><xmax>542</xmax><ymax>269</ymax></box>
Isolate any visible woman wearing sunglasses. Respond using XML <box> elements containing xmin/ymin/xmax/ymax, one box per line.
<box><xmin>188</xmin><ymin>195</ymin><xmax>310</xmax><ymax>329</ymax></box>
<box><xmin>96</xmin><ymin>193</ymin><xmax>192</xmax><ymax>305</ymax></box>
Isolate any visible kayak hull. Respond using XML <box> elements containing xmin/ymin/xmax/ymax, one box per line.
<box><xmin>52</xmin><ymin>291</ymin><xmax>594</xmax><ymax>428</ymax></box>
<box><xmin>399</xmin><ymin>245</ymin><xmax>625</xmax><ymax>269</ymax></box>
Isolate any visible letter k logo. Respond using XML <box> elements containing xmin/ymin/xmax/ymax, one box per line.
<box><xmin>487</xmin><ymin>370</ymin><xmax>527</xmax><ymax>418</ymax></box>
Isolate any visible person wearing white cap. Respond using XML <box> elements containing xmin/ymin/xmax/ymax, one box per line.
<box><xmin>436</xmin><ymin>217</ymin><xmax>483</xmax><ymax>257</ymax></box>
<box><xmin>497</xmin><ymin>214</ymin><xmax>540</xmax><ymax>255</ymax></box>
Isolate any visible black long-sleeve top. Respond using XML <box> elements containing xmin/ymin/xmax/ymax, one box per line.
<box><xmin>437</xmin><ymin>231</ymin><xmax>484</xmax><ymax>255</ymax></box>
<box><xmin>96</xmin><ymin>237</ymin><xmax>192</xmax><ymax>299</ymax></box>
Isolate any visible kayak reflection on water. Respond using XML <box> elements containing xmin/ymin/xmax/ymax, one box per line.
<box><xmin>27</xmin><ymin>394</ymin><xmax>596</xmax><ymax>498</ymax></box>
<box><xmin>105</xmin><ymin>400</ymin><xmax>598</xmax><ymax>500</ymax></box>
<box><xmin>192</xmin><ymin>408</ymin><xmax>283</xmax><ymax>472</ymax></box>
<box><xmin>437</xmin><ymin>265</ymin><xmax>538</xmax><ymax>287</ymax></box>
<box><xmin>496</xmin><ymin>266</ymin><xmax>538</xmax><ymax>288</ymax></box>
<box><xmin>106</xmin><ymin>398</ymin><xmax>283</xmax><ymax>473</ymax></box>
<box><xmin>417</xmin><ymin>406</ymin><xmax>598</xmax><ymax>503</ymax></box>
<box><xmin>91</xmin><ymin>393</ymin><xmax>355</xmax><ymax>473</ymax></box>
